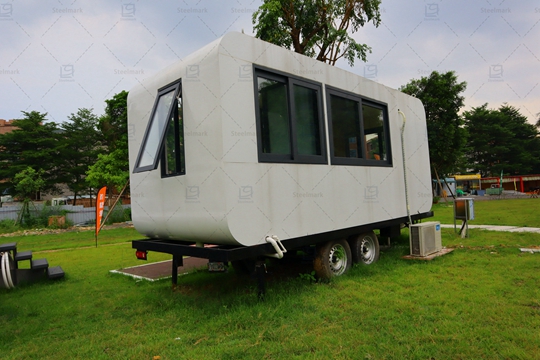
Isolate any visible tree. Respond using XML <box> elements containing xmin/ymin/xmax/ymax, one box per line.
<box><xmin>0</xmin><ymin>111</ymin><xmax>60</xmax><ymax>196</ymax></box>
<box><xmin>57</xmin><ymin>108</ymin><xmax>104</xmax><ymax>205</ymax></box>
<box><xmin>464</xmin><ymin>104</ymin><xmax>540</xmax><ymax>177</ymax></box>
<box><xmin>252</xmin><ymin>0</ymin><xmax>381</xmax><ymax>66</ymax></box>
<box><xmin>400</xmin><ymin>71</ymin><xmax>467</xmax><ymax>177</ymax></box>
<box><xmin>86</xmin><ymin>91</ymin><xmax>129</xmax><ymax>192</ymax></box>
<box><xmin>13</xmin><ymin>167</ymin><xmax>45</xmax><ymax>225</ymax></box>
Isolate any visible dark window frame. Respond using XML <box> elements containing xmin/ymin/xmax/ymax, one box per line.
<box><xmin>161</xmin><ymin>86</ymin><xmax>185</xmax><ymax>178</ymax></box>
<box><xmin>133</xmin><ymin>80</ymin><xmax>182</xmax><ymax>174</ymax></box>
<box><xmin>326</xmin><ymin>86</ymin><xmax>392</xmax><ymax>167</ymax></box>
<box><xmin>253</xmin><ymin>66</ymin><xmax>327</xmax><ymax>165</ymax></box>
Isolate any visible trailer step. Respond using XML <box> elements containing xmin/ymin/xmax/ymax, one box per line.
<box><xmin>47</xmin><ymin>266</ymin><xmax>65</xmax><ymax>279</ymax></box>
<box><xmin>15</xmin><ymin>250</ymin><xmax>32</xmax><ymax>262</ymax></box>
<box><xmin>0</xmin><ymin>242</ymin><xmax>17</xmax><ymax>252</ymax></box>
<box><xmin>31</xmin><ymin>258</ymin><xmax>49</xmax><ymax>270</ymax></box>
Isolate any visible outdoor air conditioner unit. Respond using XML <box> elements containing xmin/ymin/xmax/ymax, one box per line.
<box><xmin>410</xmin><ymin>221</ymin><xmax>442</xmax><ymax>256</ymax></box>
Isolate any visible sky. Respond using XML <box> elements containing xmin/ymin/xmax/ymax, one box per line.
<box><xmin>1</xmin><ymin>0</ymin><xmax>539</xmax><ymax>124</ymax></box>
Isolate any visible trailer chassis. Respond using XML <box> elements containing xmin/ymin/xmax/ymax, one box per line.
<box><xmin>132</xmin><ymin>212</ymin><xmax>433</xmax><ymax>297</ymax></box>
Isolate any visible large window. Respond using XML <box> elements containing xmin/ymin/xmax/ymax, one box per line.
<box><xmin>326</xmin><ymin>87</ymin><xmax>391</xmax><ymax>166</ymax></box>
<box><xmin>133</xmin><ymin>80</ymin><xmax>185</xmax><ymax>175</ymax></box>
<box><xmin>255</xmin><ymin>68</ymin><xmax>326</xmax><ymax>164</ymax></box>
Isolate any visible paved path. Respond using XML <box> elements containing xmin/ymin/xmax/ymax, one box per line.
<box><xmin>439</xmin><ymin>224</ymin><xmax>540</xmax><ymax>233</ymax></box>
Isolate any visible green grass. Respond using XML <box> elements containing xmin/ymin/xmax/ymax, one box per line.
<box><xmin>431</xmin><ymin>198</ymin><xmax>540</xmax><ymax>227</ymax></box>
<box><xmin>0</xmin><ymin>226</ymin><xmax>143</xmax><ymax>252</ymax></box>
<box><xmin>1</xmin><ymin>202</ymin><xmax>540</xmax><ymax>359</ymax></box>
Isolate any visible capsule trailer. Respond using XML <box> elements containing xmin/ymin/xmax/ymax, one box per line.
<box><xmin>128</xmin><ymin>32</ymin><xmax>432</xmax><ymax>283</ymax></box>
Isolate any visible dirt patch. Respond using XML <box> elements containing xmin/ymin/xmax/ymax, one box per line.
<box><xmin>0</xmin><ymin>222</ymin><xmax>133</xmax><ymax>238</ymax></box>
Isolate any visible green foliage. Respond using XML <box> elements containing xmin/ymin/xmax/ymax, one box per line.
<box><xmin>104</xmin><ymin>206</ymin><xmax>131</xmax><ymax>225</ymax></box>
<box><xmin>14</xmin><ymin>167</ymin><xmax>45</xmax><ymax>200</ymax></box>
<box><xmin>298</xmin><ymin>270</ymin><xmax>317</xmax><ymax>283</ymax></box>
<box><xmin>86</xmin><ymin>91</ymin><xmax>129</xmax><ymax>192</ymax></box>
<box><xmin>0</xmin><ymin>218</ymin><xmax>18</xmax><ymax>234</ymax></box>
<box><xmin>57</xmin><ymin>108</ymin><xmax>103</xmax><ymax>205</ymax></box>
<box><xmin>463</xmin><ymin>104</ymin><xmax>540</xmax><ymax>177</ymax></box>
<box><xmin>86</xmin><ymin>148</ymin><xmax>129</xmax><ymax>191</ymax></box>
<box><xmin>253</xmin><ymin>0</ymin><xmax>381</xmax><ymax>66</ymax></box>
<box><xmin>400</xmin><ymin>71</ymin><xmax>467</xmax><ymax>177</ymax></box>
<box><xmin>0</xmin><ymin>111</ymin><xmax>60</xmax><ymax>195</ymax></box>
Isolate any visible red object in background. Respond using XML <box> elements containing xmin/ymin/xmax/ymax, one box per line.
<box><xmin>95</xmin><ymin>186</ymin><xmax>107</xmax><ymax>237</ymax></box>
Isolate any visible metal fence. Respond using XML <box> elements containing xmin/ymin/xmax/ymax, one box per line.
<box><xmin>0</xmin><ymin>204</ymin><xmax>131</xmax><ymax>225</ymax></box>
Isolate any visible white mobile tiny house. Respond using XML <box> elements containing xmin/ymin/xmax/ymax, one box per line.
<box><xmin>128</xmin><ymin>32</ymin><xmax>432</xmax><ymax>251</ymax></box>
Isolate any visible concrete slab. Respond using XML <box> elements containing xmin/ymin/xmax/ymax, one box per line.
<box><xmin>402</xmin><ymin>248</ymin><xmax>454</xmax><ymax>260</ymax></box>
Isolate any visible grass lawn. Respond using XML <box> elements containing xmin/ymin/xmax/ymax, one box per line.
<box><xmin>1</xmin><ymin>200</ymin><xmax>540</xmax><ymax>359</ymax></box>
<box><xmin>431</xmin><ymin>198</ymin><xmax>540</xmax><ymax>227</ymax></box>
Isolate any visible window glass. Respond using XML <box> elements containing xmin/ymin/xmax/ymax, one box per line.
<box><xmin>294</xmin><ymin>85</ymin><xmax>321</xmax><ymax>156</ymax></box>
<box><xmin>163</xmin><ymin>93</ymin><xmax>185</xmax><ymax>177</ymax></box>
<box><xmin>362</xmin><ymin>104</ymin><xmax>386</xmax><ymax>161</ymax></box>
<box><xmin>136</xmin><ymin>89</ymin><xmax>175</xmax><ymax>169</ymax></box>
<box><xmin>163</xmin><ymin>112</ymin><xmax>177</xmax><ymax>175</ymax></box>
<box><xmin>257</xmin><ymin>77</ymin><xmax>290</xmax><ymax>155</ymax></box>
<box><xmin>330</xmin><ymin>94</ymin><xmax>361</xmax><ymax>158</ymax></box>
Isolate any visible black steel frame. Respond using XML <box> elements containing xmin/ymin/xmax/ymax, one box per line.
<box><xmin>132</xmin><ymin>211</ymin><xmax>433</xmax><ymax>287</ymax></box>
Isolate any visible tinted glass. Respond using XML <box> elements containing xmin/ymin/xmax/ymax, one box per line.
<box><xmin>294</xmin><ymin>85</ymin><xmax>321</xmax><ymax>156</ymax></box>
<box><xmin>330</xmin><ymin>94</ymin><xmax>361</xmax><ymax>158</ymax></box>
<box><xmin>257</xmin><ymin>77</ymin><xmax>290</xmax><ymax>155</ymax></box>
<box><xmin>362</xmin><ymin>104</ymin><xmax>386</xmax><ymax>161</ymax></box>
<box><xmin>137</xmin><ymin>90</ymin><xmax>175</xmax><ymax>168</ymax></box>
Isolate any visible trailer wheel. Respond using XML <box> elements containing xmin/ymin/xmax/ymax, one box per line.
<box><xmin>349</xmin><ymin>231</ymin><xmax>380</xmax><ymax>265</ymax></box>
<box><xmin>313</xmin><ymin>239</ymin><xmax>352</xmax><ymax>280</ymax></box>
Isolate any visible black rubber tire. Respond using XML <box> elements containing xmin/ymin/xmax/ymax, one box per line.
<box><xmin>313</xmin><ymin>239</ymin><xmax>352</xmax><ymax>280</ymax></box>
<box><xmin>349</xmin><ymin>231</ymin><xmax>380</xmax><ymax>265</ymax></box>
